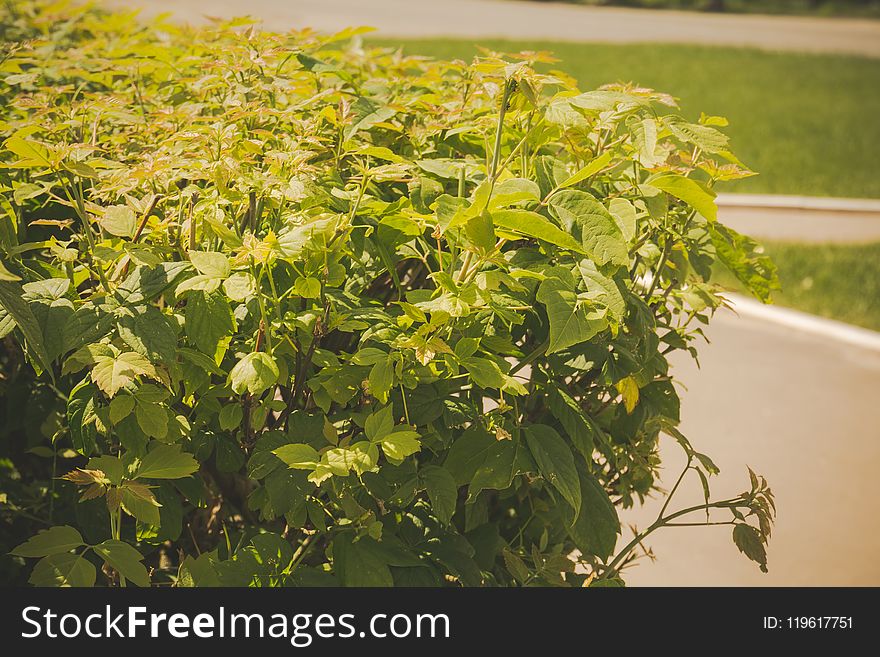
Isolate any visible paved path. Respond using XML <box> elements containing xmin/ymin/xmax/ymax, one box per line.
<box><xmin>620</xmin><ymin>300</ymin><xmax>880</xmax><ymax>586</ymax></box>
<box><xmin>103</xmin><ymin>0</ymin><xmax>880</xmax><ymax>57</ymax></box>
<box><xmin>717</xmin><ymin>196</ymin><xmax>880</xmax><ymax>243</ymax></box>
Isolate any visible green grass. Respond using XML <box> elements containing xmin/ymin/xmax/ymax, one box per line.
<box><xmin>376</xmin><ymin>40</ymin><xmax>880</xmax><ymax>198</ymax></box>
<box><xmin>717</xmin><ymin>241</ymin><xmax>880</xmax><ymax>330</ymax></box>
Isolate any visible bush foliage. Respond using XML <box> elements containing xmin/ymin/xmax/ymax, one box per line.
<box><xmin>0</xmin><ymin>1</ymin><xmax>776</xmax><ymax>587</ymax></box>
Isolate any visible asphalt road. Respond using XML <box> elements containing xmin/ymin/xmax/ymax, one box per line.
<box><xmin>102</xmin><ymin>0</ymin><xmax>880</xmax><ymax>57</ymax></box>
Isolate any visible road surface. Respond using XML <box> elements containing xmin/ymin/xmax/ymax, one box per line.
<box><xmin>620</xmin><ymin>302</ymin><xmax>880</xmax><ymax>586</ymax></box>
<box><xmin>102</xmin><ymin>0</ymin><xmax>880</xmax><ymax>57</ymax></box>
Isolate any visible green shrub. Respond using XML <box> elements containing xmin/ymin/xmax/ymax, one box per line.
<box><xmin>0</xmin><ymin>1</ymin><xmax>776</xmax><ymax>587</ymax></box>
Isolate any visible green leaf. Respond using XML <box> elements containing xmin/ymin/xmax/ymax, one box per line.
<box><xmin>577</xmin><ymin>259</ymin><xmax>626</xmax><ymax>322</ymax></box>
<box><xmin>136</xmin><ymin>444</ymin><xmax>199</xmax><ymax>479</ymax></box>
<box><xmin>364</xmin><ymin>405</ymin><xmax>394</xmax><ymax>441</ymax></box>
<box><xmin>616</xmin><ymin>375</ymin><xmax>640</xmax><ymax>414</ymax></box>
<box><xmin>649</xmin><ymin>174</ymin><xmax>717</xmax><ymax>222</ymax></box>
<box><xmin>709</xmin><ymin>223</ymin><xmax>779</xmax><ymax>303</ymax></box>
<box><xmin>223</xmin><ymin>272</ymin><xmax>256</xmax><ymax>301</ymax></box>
<box><xmin>277</xmin><ymin>217</ymin><xmax>336</xmax><ymax>259</ymax></box>
<box><xmin>100</xmin><ymin>205</ymin><xmax>137</xmax><ymax>238</ymax></box>
<box><xmin>118</xmin><ymin>262</ymin><xmax>190</xmax><ymax>304</ymax></box>
<box><xmin>108</xmin><ymin>394</ymin><xmax>136</xmax><ymax>424</ymax></box>
<box><xmin>117</xmin><ymin>307</ymin><xmax>178</xmax><ymax>363</ymax></box>
<box><xmin>549</xmin><ymin>190</ymin><xmax>628</xmax><ymax>266</ymax></box>
<box><xmin>273</xmin><ymin>443</ymin><xmax>321</xmax><ymax>470</ymax></box>
<box><xmin>733</xmin><ymin>523</ymin><xmax>768</xmax><ymax>573</ymax></box>
<box><xmin>333</xmin><ymin>533</ymin><xmax>393</xmax><ymax>587</ymax></box>
<box><xmin>219</xmin><ymin>403</ymin><xmax>243</xmax><ymax>430</ymax></box>
<box><xmin>135</xmin><ymin>401</ymin><xmax>169</xmax><ymax>439</ymax></box>
<box><xmin>120</xmin><ymin>484</ymin><xmax>161</xmax><ymax>525</ymax></box>
<box><xmin>469</xmin><ymin>439</ymin><xmax>517</xmax><ymax>501</ymax></box>
<box><xmin>29</xmin><ymin>553</ymin><xmax>96</xmax><ymax>587</ymax></box>
<box><xmin>294</xmin><ymin>276</ymin><xmax>322</xmax><ymax>299</ymax></box>
<box><xmin>345</xmin><ymin>97</ymin><xmax>395</xmax><ymax>140</ymax></box>
<box><xmin>12</xmin><ymin>526</ymin><xmax>84</xmax><ymax>557</ymax></box>
<box><xmin>184</xmin><ymin>291</ymin><xmax>235</xmax><ymax>363</ymax></box>
<box><xmin>461</xmin><ymin>356</ymin><xmax>506</xmax><ymax>390</ymax></box>
<box><xmin>665</xmin><ymin>116</ymin><xmax>729</xmax><ymax>154</ymax></box>
<box><xmin>188</xmin><ymin>250</ymin><xmax>231</xmax><ymax>278</ymax></box>
<box><xmin>489</xmin><ymin>177</ymin><xmax>540</xmax><ymax>208</ymax></box>
<box><xmin>229</xmin><ymin>352</ymin><xmax>279</xmax><ymax>396</ymax></box>
<box><xmin>556</xmin><ymin>150</ymin><xmax>613</xmax><ymax>191</ymax></box>
<box><xmin>0</xmin><ymin>259</ymin><xmax>20</xmax><ymax>281</ymax></box>
<box><xmin>562</xmin><ymin>471</ymin><xmax>620</xmax><ymax>561</ymax></box>
<box><xmin>379</xmin><ymin>429</ymin><xmax>421</xmax><ymax>462</ymax></box>
<box><xmin>525</xmin><ymin>424</ymin><xmax>581</xmax><ymax>522</ymax></box>
<box><xmin>546</xmin><ymin>385</ymin><xmax>596</xmax><ymax>461</ymax></box>
<box><xmin>608</xmin><ymin>197</ymin><xmax>637</xmax><ymax>243</ymax></box>
<box><xmin>4</xmin><ymin>135</ymin><xmax>52</xmax><ymax>168</ymax></box>
<box><xmin>421</xmin><ymin>465</ymin><xmax>457</xmax><ymax>525</ymax></box>
<box><xmin>93</xmin><ymin>540</ymin><xmax>150</xmax><ymax>587</ymax></box>
<box><xmin>492</xmin><ymin>209</ymin><xmax>585</xmax><ymax>254</ymax></box>
<box><xmin>0</xmin><ymin>280</ymin><xmax>52</xmax><ymax>373</ymax></box>
<box><xmin>91</xmin><ymin>351</ymin><xmax>158</xmax><ymax>397</ymax></box>
<box><xmin>368</xmin><ymin>355</ymin><xmax>394</xmax><ymax>404</ymax></box>
<box><xmin>537</xmin><ymin>270</ymin><xmax>607</xmax><ymax>354</ymax></box>
<box><xmin>444</xmin><ymin>427</ymin><xmax>496</xmax><ymax>487</ymax></box>
<box><xmin>68</xmin><ymin>378</ymin><xmax>98</xmax><ymax>455</ymax></box>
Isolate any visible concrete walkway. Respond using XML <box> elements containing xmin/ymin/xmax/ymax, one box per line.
<box><xmin>717</xmin><ymin>195</ymin><xmax>880</xmax><ymax>243</ymax></box>
<box><xmin>103</xmin><ymin>0</ymin><xmax>880</xmax><ymax>57</ymax></box>
<box><xmin>619</xmin><ymin>298</ymin><xmax>880</xmax><ymax>585</ymax></box>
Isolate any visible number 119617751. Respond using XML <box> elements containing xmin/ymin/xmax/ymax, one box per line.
<box><xmin>763</xmin><ymin>617</ymin><xmax>853</xmax><ymax>630</ymax></box>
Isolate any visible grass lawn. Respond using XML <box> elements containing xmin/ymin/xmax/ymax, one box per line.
<box><xmin>715</xmin><ymin>241</ymin><xmax>880</xmax><ymax>331</ymax></box>
<box><xmin>376</xmin><ymin>40</ymin><xmax>880</xmax><ymax>199</ymax></box>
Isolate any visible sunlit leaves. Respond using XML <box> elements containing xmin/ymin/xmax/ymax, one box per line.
<box><xmin>135</xmin><ymin>444</ymin><xmax>199</xmax><ymax>480</ymax></box>
<box><xmin>229</xmin><ymin>352</ymin><xmax>279</xmax><ymax>396</ymax></box>
<box><xmin>537</xmin><ymin>268</ymin><xmax>608</xmax><ymax>354</ymax></box>
<box><xmin>0</xmin><ymin>0</ymin><xmax>778</xmax><ymax>588</ymax></box>
<box><xmin>11</xmin><ymin>526</ymin><xmax>84</xmax><ymax>558</ymax></box>
<box><xmin>184</xmin><ymin>291</ymin><xmax>235</xmax><ymax>364</ymax></box>
<box><xmin>93</xmin><ymin>540</ymin><xmax>150</xmax><ymax>587</ymax></box>
<box><xmin>90</xmin><ymin>351</ymin><xmax>160</xmax><ymax>398</ymax></box>
<box><xmin>649</xmin><ymin>174</ymin><xmax>718</xmax><ymax>222</ymax></box>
